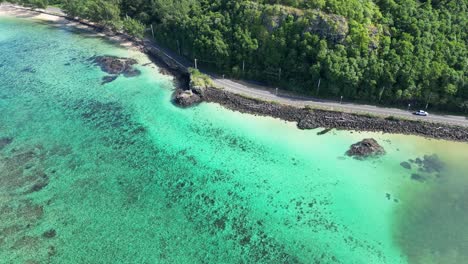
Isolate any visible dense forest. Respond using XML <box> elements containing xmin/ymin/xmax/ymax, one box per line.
<box><xmin>5</xmin><ymin>0</ymin><xmax>468</xmax><ymax>112</ymax></box>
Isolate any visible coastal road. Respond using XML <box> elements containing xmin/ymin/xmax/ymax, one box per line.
<box><xmin>138</xmin><ymin>28</ymin><xmax>468</xmax><ymax>127</ymax></box>
<box><xmin>5</xmin><ymin>4</ymin><xmax>468</xmax><ymax>127</ymax></box>
<box><xmin>211</xmin><ymin>76</ymin><xmax>468</xmax><ymax>127</ymax></box>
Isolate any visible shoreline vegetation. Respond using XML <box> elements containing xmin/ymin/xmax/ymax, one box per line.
<box><xmin>55</xmin><ymin>0</ymin><xmax>468</xmax><ymax>113</ymax></box>
<box><xmin>1</xmin><ymin>3</ymin><xmax>468</xmax><ymax>142</ymax></box>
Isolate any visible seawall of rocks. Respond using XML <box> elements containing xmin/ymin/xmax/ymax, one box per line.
<box><xmin>201</xmin><ymin>87</ymin><xmax>468</xmax><ymax>142</ymax></box>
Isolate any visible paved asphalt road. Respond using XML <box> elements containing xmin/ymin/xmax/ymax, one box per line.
<box><xmin>212</xmin><ymin>77</ymin><xmax>468</xmax><ymax>127</ymax></box>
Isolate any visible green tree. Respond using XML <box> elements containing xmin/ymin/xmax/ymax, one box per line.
<box><xmin>123</xmin><ymin>16</ymin><xmax>145</xmax><ymax>38</ymax></box>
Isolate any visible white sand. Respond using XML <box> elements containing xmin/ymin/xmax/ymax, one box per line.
<box><xmin>0</xmin><ymin>3</ymin><xmax>139</xmax><ymax>49</ymax></box>
<box><xmin>0</xmin><ymin>3</ymin><xmax>63</xmax><ymax>21</ymax></box>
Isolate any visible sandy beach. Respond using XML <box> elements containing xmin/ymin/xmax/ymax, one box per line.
<box><xmin>0</xmin><ymin>3</ymin><xmax>64</xmax><ymax>21</ymax></box>
<box><xmin>0</xmin><ymin>3</ymin><xmax>140</xmax><ymax>50</ymax></box>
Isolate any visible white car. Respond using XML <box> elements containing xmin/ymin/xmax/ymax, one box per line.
<box><xmin>414</xmin><ymin>110</ymin><xmax>429</xmax><ymax>116</ymax></box>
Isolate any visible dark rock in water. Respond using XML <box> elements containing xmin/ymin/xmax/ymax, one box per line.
<box><xmin>101</xmin><ymin>75</ymin><xmax>118</xmax><ymax>85</ymax></box>
<box><xmin>240</xmin><ymin>235</ymin><xmax>251</xmax><ymax>246</ymax></box>
<box><xmin>21</xmin><ymin>66</ymin><xmax>36</xmax><ymax>73</ymax></box>
<box><xmin>214</xmin><ymin>217</ymin><xmax>226</xmax><ymax>230</ymax></box>
<box><xmin>317</xmin><ymin>128</ymin><xmax>333</xmax><ymax>135</ymax></box>
<box><xmin>174</xmin><ymin>89</ymin><xmax>202</xmax><ymax>107</ymax></box>
<box><xmin>92</xmin><ymin>56</ymin><xmax>140</xmax><ymax>78</ymax></box>
<box><xmin>123</xmin><ymin>68</ymin><xmax>141</xmax><ymax>78</ymax></box>
<box><xmin>26</xmin><ymin>181</ymin><xmax>49</xmax><ymax>194</ymax></box>
<box><xmin>420</xmin><ymin>154</ymin><xmax>445</xmax><ymax>173</ymax></box>
<box><xmin>42</xmin><ymin>229</ymin><xmax>56</xmax><ymax>238</ymax></box>
<box><xmin>346</xmin><ymin>138</ymin><xmax>385</xmax><ymax>158</ymax></box>
<box><xmin>400</xmin><ymin>161</ymin><xmax>412</xmax><ymax>170</ymax></box>
<box><xmin>411</xmin><ymin>173</ymin><xmax>426</xmax><ymax>182</ymax></box>
<box><xmin>0</xmin><ymin>137</ymin><xmax>13</xmax><ymax>150</ymax></box>
<box><xmin>408</xmin><ymin>154</ymin><xmax>445</xmax><ymax>176</ymax></box>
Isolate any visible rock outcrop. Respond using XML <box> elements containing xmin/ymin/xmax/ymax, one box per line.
<box><xmin>305</xmin><ymin>12</ymin><xmax>349</xmax><ymax>44</ymax></box>
<box><xmin>91</xmin><ymin>56</ymin><xmax>141</xmax><ymax>84</ymax></box>
<box><xmin>173</xmin><ymin>73</ymin><xmax>208</xmax><ymax>107</ymax></box>
<box><xmin>346</xmin><ymin>138</ymin><xmax>385</xmax><ymax>158</ymax></box>
<box><xmin>260</xmin><ymin>5</ymin><xmax>349</xmax><ymax>44</ymax></box>
<box><xmin>174</xmin><ymin>89</ymin><xmax>202</xmax><ymax>107</ymax></box>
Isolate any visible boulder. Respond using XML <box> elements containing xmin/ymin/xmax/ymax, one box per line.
<box><xmin>346</xmin><ymin>138</ymin><xmax>385</xmax><ymax>158</ymax></box>
<box><xmin>297</xmin><ymin>115</ymin><xmax>319</xmax><ymax>130</ymax></box>
<box><xmin>174</xmin><ymin>89</ymin><xmax>202</xmax><ymax>107</ymax></box>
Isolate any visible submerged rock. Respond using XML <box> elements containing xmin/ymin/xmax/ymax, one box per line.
<box><xmin>317</xmin><ymin>128</ymin><xmax>333</xmax><ymax>135</ymax></box>
<box><xmin>42</xmin><ymin>229</ymin><xmax>56</xmax><ymax>239</ymax></box>
<box><xmin>411</xmin><ymin>173</ymin><xmax>426</xmax><ymax>182</ymax></box>
<box><xmin>25</xmin><ymin>180</ymin><xmax>49</xmax><ymax>194</ymax></box>
<box><xmin>400</xmin><ymin>161</ymin><xmax>412</xmax><ymax>170</ymax></box>
<box><xmin>420</xmin><ymin>154</ymin><xmax>445</xmax><ymax>173</ymax></box>
<box><xmin>408</xmin><ymin>154</ymin><xmax>445</xmax><ymax>175</ymax></box>
<box><xmin>21</xmin><ymin>66</ymin><xmax>36</xmax><ymax>73</ymax></box>
<box><xmin>346</xmin><ymin>138</ymin><xmax>385</xmax><ymax>158</ymax></box>
<box><xmin>92</xmin><ymin>56</ymin><xmax>140</xmax><ymax>83</ymax></box>
<box><xmin>0</xmin><ymin>137</ymin><xmax>13</xmax><ymax>150</ymax></box>
<box><xmin>123</xmin><ymin>68</ymin><xmax>141</xmax><ymax>78</ymax></box>
<box><xmin>174</xmin><ymin>89</ymin><xmax>202</xmax><ymax>107</ymax></box>
<box><xmin>101</xmin><ymin>75</ymin><xmax>118</xmax><ymax>85</ymax></box>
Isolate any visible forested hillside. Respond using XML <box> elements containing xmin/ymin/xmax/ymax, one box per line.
<box><xmin>7</xmin><ymin>0</ymin><xmax>468</xmax><ymax>112</ymax></box>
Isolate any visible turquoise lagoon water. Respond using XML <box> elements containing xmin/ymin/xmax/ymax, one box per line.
<box><xmin>0</xmin><ymin>17</ymin><xmax>467</xmax><ymax>264</ymax></box>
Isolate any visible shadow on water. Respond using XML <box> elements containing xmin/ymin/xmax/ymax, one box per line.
<box><xmin>394</xmin><ymin>158</ymin><xmax>468</xmax><ymax>264</ymax></box>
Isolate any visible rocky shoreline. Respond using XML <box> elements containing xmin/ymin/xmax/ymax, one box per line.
<box><xmin>176</xmin><ymin>85</ymin><xmax>468</xmax><ymax>142</ymax></box>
